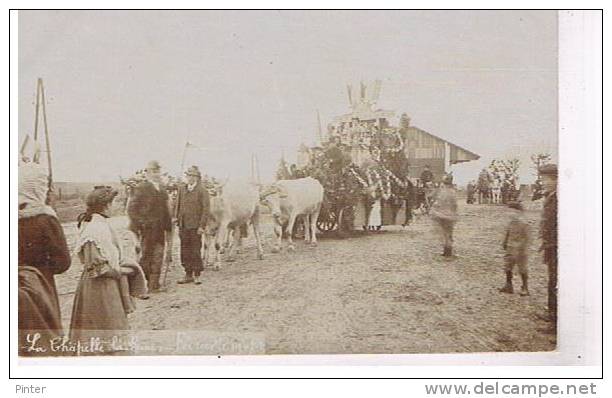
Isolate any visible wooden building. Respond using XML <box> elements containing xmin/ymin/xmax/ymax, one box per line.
<box><xmin>400</xmin><ymin>121</ymin><xmax>480</xmax><ymax>183</ymax></box>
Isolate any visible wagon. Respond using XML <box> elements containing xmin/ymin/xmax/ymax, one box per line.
<box><xmin>286</xmin><ymin>81</ymin><xmax>481</xmax><ymax>235</ymax></box>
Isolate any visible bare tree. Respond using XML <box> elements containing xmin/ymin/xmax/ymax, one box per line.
<box><xmin>530</xmin><ymin>153</ymin><xmax>552</xmax><ymax>178</ymax></box>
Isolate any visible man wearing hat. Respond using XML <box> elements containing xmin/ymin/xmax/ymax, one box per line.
<box><xmin>538</xmin><ymin>163</ymin><xmax>558</xmax><ymax>333</ymax></box>
<box><xmin>174</xmin><ymin>165</ymin><xmax>210</xmax><ymax>285</ymax></box>
<box><xmin>127</xmin><ymin>160</ymin><xmax>172</xmax><ymax>294</ymax></box>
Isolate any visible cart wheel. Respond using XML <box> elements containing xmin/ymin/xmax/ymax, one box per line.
<box><xmin>317</xmin><ymin>209</ymin><xmax>338</xmax><ymax>232</ymax></box>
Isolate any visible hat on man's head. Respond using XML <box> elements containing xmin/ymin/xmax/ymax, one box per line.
<box><xmin>85</xmin><ymin>185</ymin><xmax>118</xmax><ymax>209</ymax></box>
<box><xmin>539</xmin><ymin>163</ymin><xmax>558</xmax><ymax>177</ymax></box>
<box><xmin>146</xmin><ymin>160</ymin><xmax>161</xmax><ymax>171</ymax></box>
<box><xmin>185</xmin><ymin>165</ymin><xmax>201</xmax><ymax>178</ymax></box>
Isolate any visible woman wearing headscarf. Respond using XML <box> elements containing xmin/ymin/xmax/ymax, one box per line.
<box><xmin>18</xmin><ymin>161</ymin><xmax>71</xmax><ymax>356</ymax></box>
<box><xmin>69</xmin><ymin>186</ymin><xmax>147</xmax><ymax>355</ymax></box>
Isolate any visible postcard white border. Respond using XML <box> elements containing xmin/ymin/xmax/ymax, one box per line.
<box><xmin>5</xmin><ymin>7</ymin><xmax>603</xmax><ymax>379</ymax></box>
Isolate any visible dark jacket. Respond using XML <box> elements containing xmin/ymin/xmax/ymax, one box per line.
<box><xmin>127</xmin><ymin>180</ymin><xmax>172</xmax><ymax>236</ymax></box>
<box><xmin>540</xmin><ymin>190</ymin><xmax>557</xmax><ymax>265</ymax></box>
<box><xmin>175</xmin><ymin>181</ymin><xmax>210</xmax><ymax>230</ymax></box>
<box><xmin>420</xmin><ymin>169</ymin><xmax>434</xmax><ymax>184</ymax></box>
<box><xmin>18</xmin><ymin>214</ymin><xmax>70</xmax><ymax>349</ymax></box>
<box><xmin>18</xmin><ymin>214</ymin><xmax>71</xmax><ymax>286</ymax></box>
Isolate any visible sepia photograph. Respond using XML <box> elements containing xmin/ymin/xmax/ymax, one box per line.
<box><xmin>13</xmin><ymin>9</ymin><xmax>594</xmax><ymax>365</ymax></box>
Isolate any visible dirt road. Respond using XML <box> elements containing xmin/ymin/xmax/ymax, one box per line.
<box><xmin>56</xmin><ymin>202</ymin><xmax>556</xmax><ymax>355</ymax></box>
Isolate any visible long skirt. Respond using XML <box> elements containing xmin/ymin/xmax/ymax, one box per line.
<box><xmin>69</xmin><ymin>273</ymin><xmax>130</xmax><ymax>356</ymax></box>
<box><xmin>368</xmin><ymin>199</ymin><xmax>382</xmax><ymax>227</ymax></box>
<box><xmin>18</xmin><ymin>266</ymin><xmax>63</xmax><ymax>356</ymax></box>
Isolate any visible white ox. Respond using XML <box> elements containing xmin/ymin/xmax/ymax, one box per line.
<box><xmin>260</xmin><ymin>177</ymin><xmax>324</xmax><ymax>252</ymax></box>
<box><xmin>205</xmin><ymin>180</ymin><xmax>264</xmax><ymax>270</ymax></box>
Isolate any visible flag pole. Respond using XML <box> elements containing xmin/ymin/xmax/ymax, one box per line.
<box><xmin>164</xmin><ymin>140</ymin><xmax>189</xmax><ymax>288</ymax></box>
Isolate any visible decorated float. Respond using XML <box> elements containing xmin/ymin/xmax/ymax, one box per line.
<box><xmin>280</xmin><ymin>81</ymin><xmax>480</xmax><ymax>235</ymax></box>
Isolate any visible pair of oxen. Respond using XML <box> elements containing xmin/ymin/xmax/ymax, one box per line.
<box><xmin>202</xmin><ymin>176</ymin><xmax>324</xmax><ymax>270</ymax></box>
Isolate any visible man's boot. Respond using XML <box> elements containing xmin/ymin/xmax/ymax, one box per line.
<box><xmin>193</xmin><ymin>273</ymin><xmax>202</xmax><ymax>285</ymax></box>
<box><xmin>177</xmin><ymin>271</ymin><xmax>194</xmax><ymax>284</ymax></box>
<box><xmin>519</xmin><ymin>274</ymin><xmax>530</xmax><ymax>296</ymax></box>
<box><xmin>499</xmin><ymin>271</ymin><xmax>514</xmax><ymax>293</ymax></box>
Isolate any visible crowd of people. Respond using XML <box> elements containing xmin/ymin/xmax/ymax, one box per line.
<box><xmin>18</xmin><ymin>152</ymin><xmax>559</xmax><ymax>356</ymax></box>
<box><xmin>465</xmin><ymin>165</ymin><xmax>522</xmax><ymax>205</ymax></box>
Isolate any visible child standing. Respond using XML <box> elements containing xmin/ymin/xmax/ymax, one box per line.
<box><xmin>499</xmin><ymin>201</ymin><xmax>531</xmax><ymax>296</ymax></box>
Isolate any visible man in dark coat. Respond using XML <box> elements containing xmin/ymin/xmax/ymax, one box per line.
<box><xmin>538</xmin><ymin>163</ymin><xmax>558</xmax><ymax>334</ymax></box>
<box><xmin>127</xmin><ymin>160</ymin><xmax>172</xmax><ymax>294</ymax></box>
<box><xmin>175</xmin><ymin>165</ymin><xmax>209</xmax><ymax>285</ymax></box>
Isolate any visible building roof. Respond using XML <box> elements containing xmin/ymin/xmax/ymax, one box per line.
<box><xmin>406</xmin><ymin>126</ymin><xmax>480</xmax><ymax>164</ymax></box>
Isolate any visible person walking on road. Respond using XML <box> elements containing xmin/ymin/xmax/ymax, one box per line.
<box><xmin>430</xmin><ymin>174</ymin><xmax>458</xmax><ymax>257</ymax></box>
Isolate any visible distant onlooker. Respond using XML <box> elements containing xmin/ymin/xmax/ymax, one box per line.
<box><xmin>499</xmin><ymin>201</ymin><xmax>530</xmax><ymax>296</ymax></box>
<box><xmin>466</xmin><ymin>180</ymin><xmax>476</xmax><ymax>204</ymax></box>
<box><xmin>420</xmin><ymin>165</ymin><xmax>434</xmax><ymax>186</ymax></box>
<box><xmin>532</xmin><ymin>177</ymin><xmax>545</xmax><ymax>201</ymax></box>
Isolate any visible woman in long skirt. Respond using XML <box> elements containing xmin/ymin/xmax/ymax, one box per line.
<box><xmin>70</xmin><ymin>186</ymin><xmax>147</xmax><ymax>355</ymax></box>
<box><xmin>368</xmin><ymin>198</ymin><xmax>382</xmax><ymax>231</ymax></box>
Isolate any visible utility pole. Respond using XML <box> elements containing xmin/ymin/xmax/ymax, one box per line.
<box><xmin>32</xmin><ymin>78</ymin><xmax>54</xmax><ymax>196</ymax></box>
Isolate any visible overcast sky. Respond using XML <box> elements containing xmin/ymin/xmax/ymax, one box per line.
<box><xmin>19</xmin><ymin>10</ymin><xmax>557</xmax><ymax>184</ymax></box>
